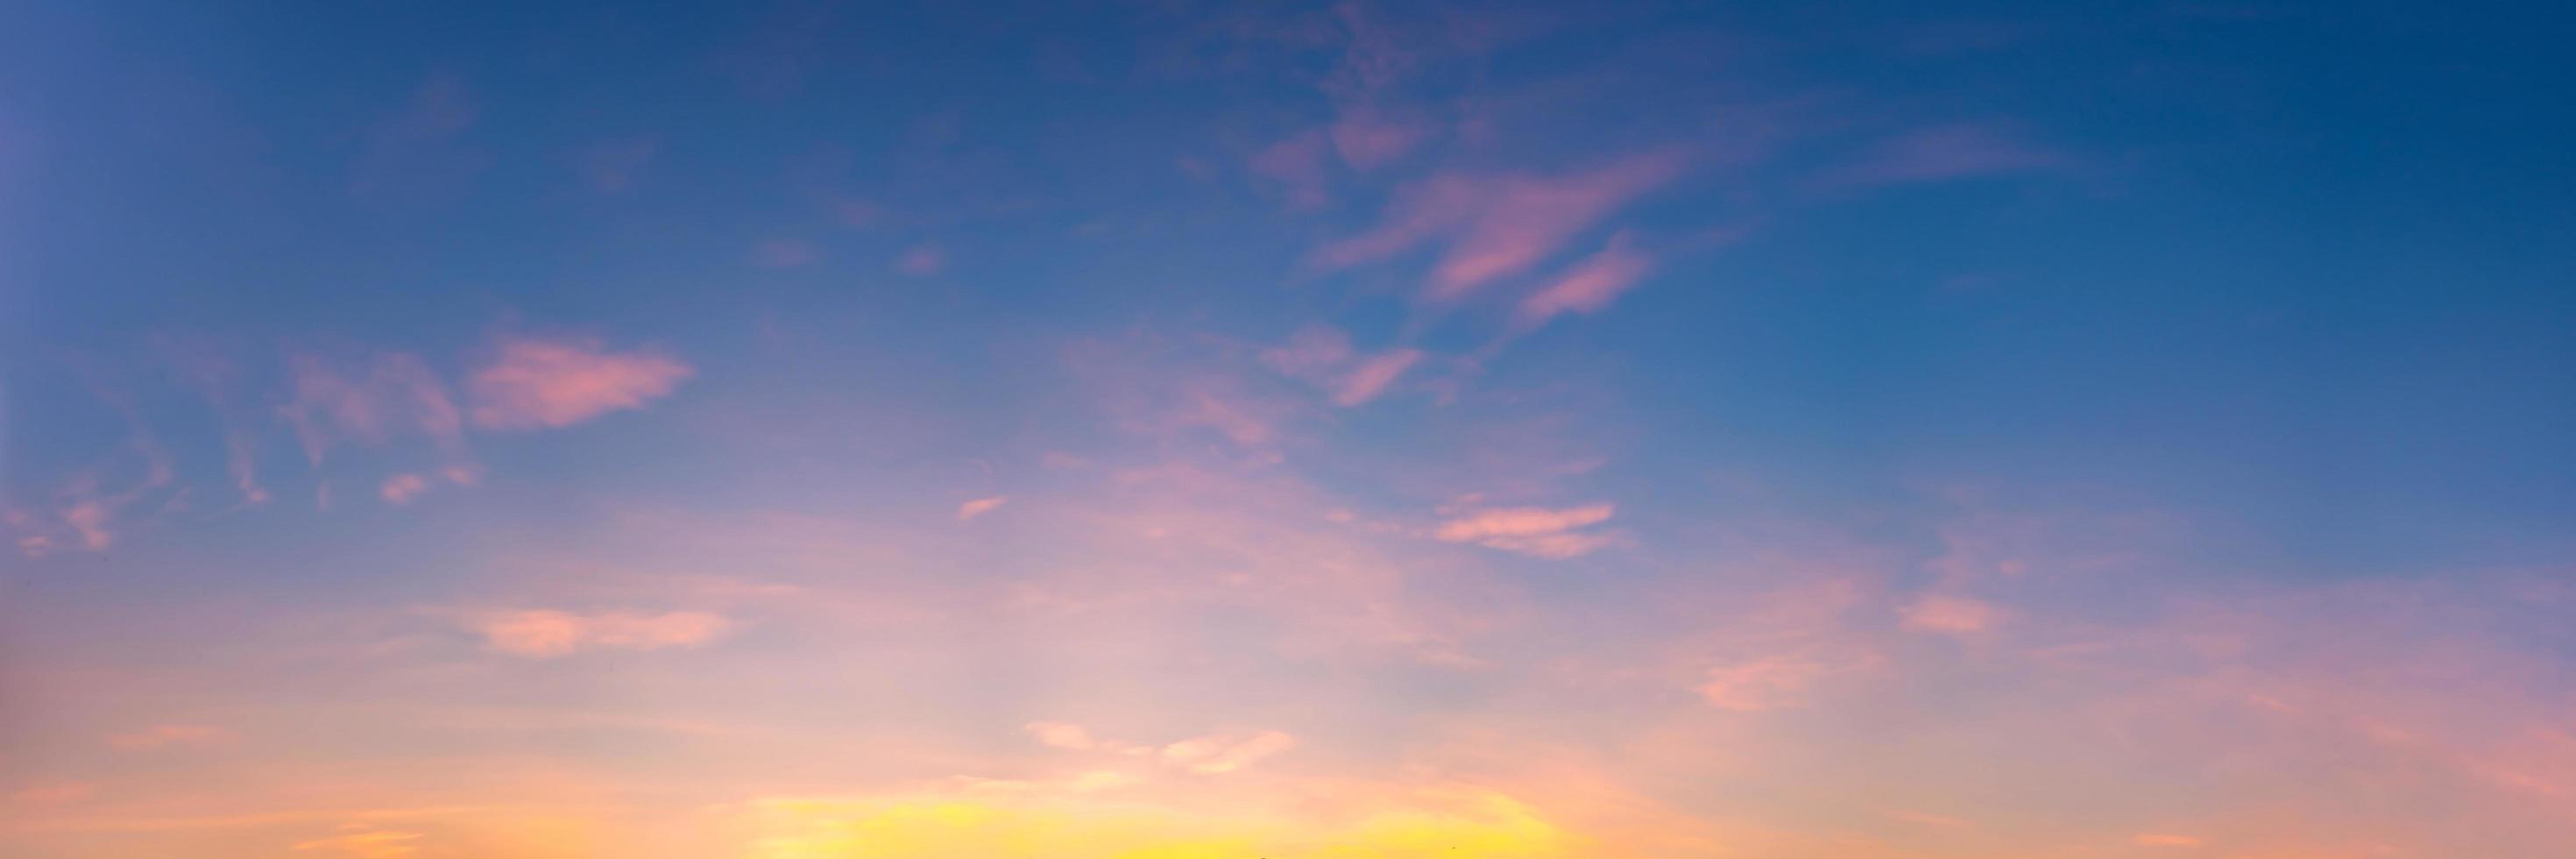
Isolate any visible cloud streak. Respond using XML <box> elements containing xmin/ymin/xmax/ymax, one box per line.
<box><xmin>1514</xmin><ymin>232</ymin><xmax>1654</xmax><ymax>329</ymax></box>
<box><xmin>107</xmin><ymin>725</ymin><xmax>236</xmax><ymax>751</ymax></box>
<box><xmin>1161</xmin><ymin>730</ymin><xmax>1297</xmax><ymax>774</ymax></box>
<box><xmin>282</xmin><ymin>351</ymin><xmax>469</xmax><ymax>465</ymax></box>
<box><xmin>1312</xmin><ymin>151</ymin><xmax>1688</xmax><ymax>301</ymax></box>
<box><xmin>1433</xmin><ymin>503</ymin><xmax>1619</xmax><ymax>557</ymax></box>
<box><xmin>471</xmin><ymin>609</ymin><xmax>732</xmax><ymax>657</ymax></box>
<box><xmin>466</xmin><ymin>335</ymin><xmax>692</xmax><ymax>430</ymax></box>
<box><xmin>957</xmin><ymin>496</ymin><xmax>1009</xmax><ymax>521</ymax></box>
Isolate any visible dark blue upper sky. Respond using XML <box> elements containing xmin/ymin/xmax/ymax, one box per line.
<box><xmin>17</xmin><ymin>0</ymin><xmax>2565</xmax><ymax>577</ymax></box>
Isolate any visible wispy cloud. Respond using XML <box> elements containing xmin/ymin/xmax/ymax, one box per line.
<box><xmin>378</xmin><ymin>473</ymin><xmax>430</xmax><ymax>506</ymax></box>
<box><xmin>893</xmin><ymin>244</ymin><xmax>946</xmax><ymax>276</ymax></box>
<box><xmin>1329</xmin><ymin>109</ymin><xmax>1431</xmax><ymax>170</ymax></box>
<box><xmin>1161</xmin><ymin>730</ymin><xmax>1296</xmax><ymax>774</ymax></box>
<box><xmin>1900</xmin><ymin>594</ymin><xmax>2006</xmax><ymax>634</ymax></box>
<box><xmin>107</xmin><ymin>724</ymin><xmax>236</xmax><ymax>751</ymax></box>
<box><xmin>1070</xmin><ymin>335</ymin><xmax>1306</xmax><ymax>455</ymax></box>
<box><xmin>1697</xmin><ymin>654</ymin><xmax>1831</xmax><ymax>712</ymax></box>
<box><xmin>61</xmin><ymin>500</ymin><xmax>113</xmax><ymax>550</ymax></box>
<box><xmin>465</xmin><ymin>335</ymin><xmax>692</xmax><ymax>430</ymax></box>
<box><xmin>11</xmin><ymin>383</ymin><xmax>180</xmax><ymax>554</ymax></box>
<box><xmin>957</xmin><ymin>496</ymin><xmax>1009</xmax><ymax>521</ymax></box>
<box><xmin>1333</xmin><ymin>348</ymin><xmax>1423</xmax><ymax>407</ymax></box>
<box><xmin>282</xmin><ymin>351</ymin><xmax>470</xmax><ymax>465</ymax></box>
<box><xmin>372</xmin><ymin>468</ymin><xmax>474</xmax><ymax>507</ymax></box>
<box><xmin>1433</xmin><ymin>503</ymin><xmax>1619</xmax><ymax>557</ymax></box>
<box><xmin>1313</xmin><ymin>151</ymin><xmax>1687</xmax><ymax>301</ymax></box>
<box><xmin>2132</xmin><ymin>833</ymin><xmax>2207</xmax><ymax>848</ymax></box>
<box><xmin>161</xmin><ymin>339</ymin><xmax>272</xmax><ymax>506</ymax></box>
<box><xmin>1258</xmin><ymin>327</ymin><xmax>1423</xmax><ymax>407</ymax></box>
<box><xmin>1023</xmin><ymin>721</ymin><xmax>1292</xmax><ymax>773</ymax></box>
<box><xmin>1514</xmin><ymin>232</ymin><xmax>1653</xmax><ymax>329</ymax></box>
<box><xmin>1249</xmin><ymin>129</ymin><xmax>1334</xmax><ymax>209</ymax></box>
<box><xmin>1259</xmin><ymin>325</ymin><xmax>1355</xmax><ymax>380</ymax></box>
<box><xmin>471</xmin><ymin>609</ymin><xmax>732</xmax><ymax>657</ymax></box>
<box><xmin>1023</xmin><ymin>721</ymin><xmax>1100</xmax><ymax>751</ymax></box>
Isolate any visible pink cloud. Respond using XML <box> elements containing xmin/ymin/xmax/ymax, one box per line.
<box><xmin>1515</xmin><ymin>232</ymin><xmax>1653</xmax><ymax>328</ymax></box>
<box><xmin>226</xmin><ymin>431</ymin><xmax>270</xmax><ymax>506</ymax></box>
<box><xmin>162</xmin><ymin>341</ymin><xmax>275</xmax><ymax>506</ymax></box>
<box><xmin>1700</xmin><ymin>642</ymin><xmax>1886</xmax><ymax>706</ymax></box>
<box><xmin>957</xmin><ymin>496</ymin><xmax>1009</xmax><ymax>521</ymax></box>
<box><xmin>474</xmin><ymin>609</ymin><xmax>732</xmax><ymax>658</ymax></box>
<box><xmin>2132</xmin><ymin>833</ymin><xmax>2206</xmax><ymax>848</ymax></box>
<box><xmin>1312</xmin><ymin>151</ymin><xmax>1686</xmax><ymax>301</ymax></box>
<box><xmin>1480</xmin><ymin>530</ymin><xmax>1620</xmax><ymax>559</ymax></box>
<box><xmin>1178</xmin><ymin>388</ymin><xmax>1281</xmax><ymax>449</ymax></box>
<box><xmin>1433</xmin><ymin>503</ymin><xmax>1619</xmax><ymax>557</ymax></box>
<box><xmin>894</xmin><ymin>244</ymin><xmax>946</xmax><ymax>276</ymax></box>
<box><xmin>1900</xmin><ymin>594</ymin><xmax>2006</xmax><ymax>634</ymax></box>
<box><xmin>378</xmin><ymin>473</ymin><xmax>431</xmax><ymax>506</ymax></box>
<box><xmin>1160</xmin><ymin>730</ymin><xmax>1296</xmax><ymax>774</ymax></box>
<box><xmin>1697</xmin><ymin>654</ymin><xmax>1829</xmax><ymax>712</ymax></box>
<box><xmin>282</xmin><ymin>351</ymin><xmax>469</xmax><ymax>464</ymax></box>
<box><xmin>62</xmin><ymin>500</ymin><xmax>112</xmax><ymax>550</ymax></box>
<box><xmin>1024</xmin><ymin>721</ymin><xmax>1099</xmax><ymax>751</ymax></box>
<box><xmin>1249</xmin><ymin>129</ymin><xmax>1334</xmax><ymax>209</ymax></box>
<box><xmin>1333</xmin><ymin>349</ymin><xmax>1422</xmax><ymax>407</ymax></box>
<box><xmin>17</xmin><ymin>400</ymin><xmax>180</xmax><ymax>555</ymax></box>
<box><xmin>107</xmin><ymin>724</ymin><xmax>236</xmax><ymax>751</ymax></box>
<box><xmin>375</xmin><ymin>469</ymin><xmax>472</xmax><ymax>506</ymax></box>
<box><xmin>1259</xmin><ymin>326</ymin><xmax>1355</xmax><ymax>380</ymax></box>
<box><xmin>1328</xmin><ymin>110</ymin><xmax>1429</xmax><ymax>169</ymax></box>
<box><xmin>1258</xmin><ymin>326</ymin><xmax>1421</xmax><ymax>408</ymax></box>
<box><xmin>1069</xmin><ymin>334</ymin><xmax>1311</xmax><ymax>456</ymax></box>
<box><xmin>1433</xmin><ymin>504</ymin><xmax>1613</xmax><ymax>541</ymax></box>
<box><xmin>466</xmin><ymin>335</ymin><xmax>692</xmax><ymax>430</ymax></box>
<box><xmin>1825</xmin><ymin>123</ymin><xmax>2067</xmax><ymax>188</ymax></box>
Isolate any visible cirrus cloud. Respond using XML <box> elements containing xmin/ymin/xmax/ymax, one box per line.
<box><xmin>107</xmin><ymin>724</ymin><xmax>236</xmax><ymax>751</ymax></box>
<box><xmin>1900</xmin><ymin>594</ymin><xmax>2007</xmax><ymax>635</ymax></box>
<box><xmin>282</xmin><ymin>351</ymin><xmax>468</xmax><ymax>464</ymax></box>
<box><xmin>1432</xmin><ymin>504</ymin><xmax>1619</xmax><ymax>558</ymax></box>
<box><xmin>1159</xmin><ymin>731</ymin><xmax>1298</xmax><ymax>775</ymax></box>
<box><xmin>466</xmin><ymin>336</ymin><xmax>693</xmax><ymax>430</ymax></box>
<box><xmin>472</xmin><ymin>609</ymin><xmax>732</xmax><ymax>657</ymax></box>
<box><xmin>958</xmin><ymin>496</ymin><xmax>1010</xmax><ymax>521</ymax></box>
<box><xmin>1312</xmin><ymin>151</ymin><xmax>1687</xmax><ymax>301</ymax></box>
<box><xmin>1514</xmin><ymin>232</ymin><xmax>1654</xmax><ymax>329</ymax></box>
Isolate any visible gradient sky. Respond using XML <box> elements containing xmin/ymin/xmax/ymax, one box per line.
<box><xmin>4</xmin><ymin>1</ymin><xmax>2573</xmax><ymax>856</ymax></box>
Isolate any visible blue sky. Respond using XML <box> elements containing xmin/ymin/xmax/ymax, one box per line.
<box><xmin>3</xmin><ymin>2</ymin><xmax>2572</xmax><ymax>856</ymax></box>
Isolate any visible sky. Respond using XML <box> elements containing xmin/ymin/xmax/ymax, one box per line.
<box><xmin>1</xmin><ymin>1</ymin><xmax>2572</xmax><ymax>856</ymax></box>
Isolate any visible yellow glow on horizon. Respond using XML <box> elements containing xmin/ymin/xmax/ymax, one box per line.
<box><xmin>746</xmin><ymin>789</ymin><xmax>1581</xmax><ymax>859</ymax></box>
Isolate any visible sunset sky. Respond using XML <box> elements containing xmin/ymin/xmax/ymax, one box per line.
<box><xmin>3</xmin><ymin>1</ymin><xmax>2572</xmax><ymax>856</ymax></box>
